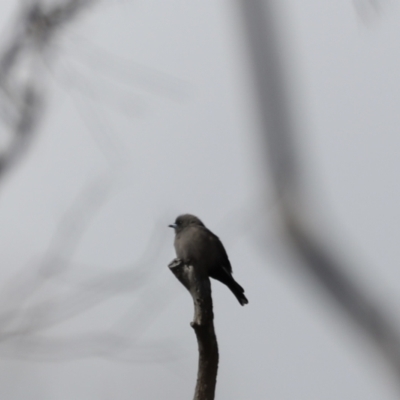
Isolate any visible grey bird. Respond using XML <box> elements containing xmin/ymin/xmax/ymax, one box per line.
<box><xmin>169</xmin><ymin>214</ymin><xmax>248</xmax><ymax>306</ymax></box>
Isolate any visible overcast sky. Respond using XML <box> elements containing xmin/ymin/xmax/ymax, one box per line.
<box><xmin>0</xmin><ymin>1</ymin><xmax>400</xmax><ymax>399</ymax></box>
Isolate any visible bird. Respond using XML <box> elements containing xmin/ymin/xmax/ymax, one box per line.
<box><xmin>169</xmin><ymin>214</ymin><xmax>248</xmax><ymax>306</ymax></box>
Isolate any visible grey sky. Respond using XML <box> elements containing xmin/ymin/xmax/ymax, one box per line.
<box><xmin>0</xmin><ymin>0</ymin><xmax>399</xmax><ymax>399</ymax></box>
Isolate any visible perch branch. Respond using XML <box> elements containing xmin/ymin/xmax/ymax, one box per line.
<box><xmin>168</xmin><ymin>258</ymin><xmax>218</xmax><ymax>400</ymax></box>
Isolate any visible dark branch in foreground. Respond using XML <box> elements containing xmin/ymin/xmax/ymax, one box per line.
<box><xmin>168</xmin><ymin>258</ymin><xmax>218</xmax><ymax>400</ymax></box>
<box><xmin>0</xmin><ymin>0</ymin><xmax>96</xmax><ymax>182</ymax></box>
<box><xmin>238</xmin><ymin>0</ymin><xmax>400</xmax><ymax>383</ymax></box>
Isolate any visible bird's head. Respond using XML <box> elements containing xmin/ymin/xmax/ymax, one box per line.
<box><xmin>169</xmin><ymin>214</ymin><xmax>205</xmax><ymax>233</ymax></box>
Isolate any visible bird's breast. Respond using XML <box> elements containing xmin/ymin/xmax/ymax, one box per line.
<box><xmin>174</xmin><ymin>227</ymin><xmax>214</xmax><ymax>266</ymax></box>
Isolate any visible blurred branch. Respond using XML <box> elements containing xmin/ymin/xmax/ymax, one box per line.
<box><xmin>0</xmin><ymin>175</ymin><xmax>173</xmax><ymax>360</ymax></box>
<box><xmin>169</xmin><ymin>258</ymin><xmax>218</xmax><ymax>400</ymax></box>
<box><xmin>0</xmin><ymin>0</ymin><xmax>187</xmax><ymax>364</ymax></box>
<box><xmin>238</xmin><ymin>0</ymin><xmax>400</xmax><ymax>381</ymax></box>
<box><xmin>0</xmin><ymin>0</ymin><xmax>96</xmax><ymax>181</ymax></box>
<box><xmin>353</xmin><ymin>0</ymin><xmax>383</xmax><ymax>23</ymax></box>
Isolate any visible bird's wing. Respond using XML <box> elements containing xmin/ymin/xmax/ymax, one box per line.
<box><xmin>205</xmin><ymin>228</ymin><xmax>233</xmax><ymax>274</ymax></box>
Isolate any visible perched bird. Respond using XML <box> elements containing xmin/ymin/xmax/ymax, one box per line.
<box><xmin>169</xmin><ymin>214</ymin><xmax>248</xmax><ymax>306</ymax></box>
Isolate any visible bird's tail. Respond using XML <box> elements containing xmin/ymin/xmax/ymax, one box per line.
<box><xmin>210</xmin><ymin>268</ymin><xmax>249</xmax><ymax>306</ymax></box>
<box><xmin>227</xmin><ymin>279</ymin><xmax>249</xmax><ymax>306</ymax></box>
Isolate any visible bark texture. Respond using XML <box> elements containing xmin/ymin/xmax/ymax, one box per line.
<box><xmin>168</xmin><ymin>258</ymin><xmax>218</xmax><ymax>400</ymax></box>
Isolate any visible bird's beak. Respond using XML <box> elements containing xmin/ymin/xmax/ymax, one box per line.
<box><xmin>169</xmin><ymin>224</ymin><xmax>177</xmax><ymax>229</ymax></box>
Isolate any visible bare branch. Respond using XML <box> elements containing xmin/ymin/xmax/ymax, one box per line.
<box><xmin>169</xmin><ymin>258</ymin><xmax>218</xmax><ymax>400</ymax></box>
<box><xmin>0</xmin><ymin>0</ymin><xmax>97</xmax><ymax>181</ymax></box>
<box><xmin>238</xmin><ymin>0</ymin><xmax>400</xmax><ymax>382</ymax></box>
